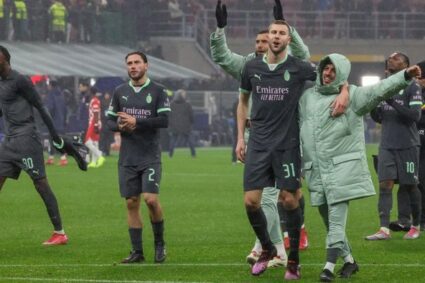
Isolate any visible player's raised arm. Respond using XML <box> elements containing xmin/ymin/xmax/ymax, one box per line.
<box><xmin>351</xmin><ymin>64</ymin><xmax>422</xmax><ymax>115</ymax></box>
<box><xmin>210</xmin><ymin>1</ymin><xmax>253</xmax><ymax>80</ymax></box>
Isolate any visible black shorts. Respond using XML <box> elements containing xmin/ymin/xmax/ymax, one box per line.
<box><xmin>118</xmin><ymin>163</ymin><xmax>162</xmax><ymax>198</ymax></box>
<box><xmin>244</xmin><ymin>147</ymin><xmax>301</xmax><ymax>192</ymax></box>
<box><xmin>0</xmin><ymin>134</ymin><xmax>46</xmax><ymax>180</ymax></box>
<box><xmin>378</xmin><ymin>147</ymin><xmax>419</xmax><ymax>185</ymax></box>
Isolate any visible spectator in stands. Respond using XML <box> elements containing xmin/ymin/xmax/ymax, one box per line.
<box><xmin>0</xmin><ymin>0</ymin><xmax>13</xmax><ymax>40</ymax></box>
<box><xmin>301</xmin><ymin>0</ymin><xmax>317</xmax><ymax>38</ymax></box>
<box><xmin>11</xmin><ymin>0</ymin><xmax>28</xmax><ymax>41</ymax></box>
<box><xmin>66</xmin><ymin>0</ymin><xmax>80</xmax><ymax>43</ymax></box>
<box><xmin>333</xmin><ymin>0</ymin><xmax>348</xmax><ymax>39</ymax></box>
<box><xmin>45</xmin><ymin>78</ymin><xmax>68</xmax><ymax>166</ymax></box>
<box><xmin>168</xmin><ymin>89</ymin><xmax>196</xmax><ymax>158</ymax></box>
<box><xmin>48</xmin><ymin>0</ymin><xmax>67</xmax><ymax>43</ymax></box>
<box><xmin>27</xmin><ymin>0</ymin><xmax>50</xmax><ymax>41</ymax></box>
<box><xmin>81</xmin><ymin>0</ymin><xmax>95</xmax><ymax>43</ymax></box>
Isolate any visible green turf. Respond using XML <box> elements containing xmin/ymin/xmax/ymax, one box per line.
<box><xmin>0</xmin><ymin>145</ymin><xmax>424</xmax><ymax>282</ymax></box>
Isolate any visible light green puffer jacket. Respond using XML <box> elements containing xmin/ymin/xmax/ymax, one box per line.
<box><xmin>299</xmin><ymin>53</ymin><xmax>411</xmax><ymax>206</ymax></box>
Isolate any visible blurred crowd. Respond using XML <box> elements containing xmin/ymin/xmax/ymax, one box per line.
<box><xmin>1</xmin><ymin>0</ymin><xmax>425</xmax><ymax>44</ymax></box>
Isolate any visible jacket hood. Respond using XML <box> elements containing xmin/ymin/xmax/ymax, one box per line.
<box><xmin>316</xmin><ymin>53</ymin><xmax>351</xmax><ymax>95</ymax></box>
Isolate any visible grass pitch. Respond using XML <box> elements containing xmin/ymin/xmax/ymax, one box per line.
<box><xmin>0</xmin><ymin>145</ymin><xmax>424</xmax><ymax>282</ymax></box>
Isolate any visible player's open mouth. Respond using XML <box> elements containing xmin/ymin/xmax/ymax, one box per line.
<box><xmin>323</xmin><ymin>77</ymin><xmax>332</xmax><ymax>83</ymax></box>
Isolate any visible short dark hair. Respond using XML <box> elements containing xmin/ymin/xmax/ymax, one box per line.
<box><xmin>125</xmin><ymin>51</ymin><xmax>148</xmax><ymax>63</ymax></box>
<box><xmin>389</xmin><ymin>52</ymin><xmax>410</xmax><ymax>67</ymax></box>
<box><xmin>257</xmin><ymin>29</ymin><xmax>269</xmax><ymax>35</ymax></box>
<box><xmin>0</xmin><ymin>45</ymin><xmax>11</xmax><ymax>64</ymax></box>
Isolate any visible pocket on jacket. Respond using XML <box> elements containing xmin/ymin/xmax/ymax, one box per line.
<box><xmin>331</xmin><ymin>152</ymin><xmax>368</xmax><ymax>186</ymax></box>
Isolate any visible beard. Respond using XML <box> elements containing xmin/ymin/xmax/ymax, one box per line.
<box><xmin>128</xmin><ymin>70</ymin><xmax>145</xmax><ymax>81</ymax></box>
<box><xmin>269</xmin><ymin>43</ymin><xmax>287</xmax><ymax>56</ymax></box>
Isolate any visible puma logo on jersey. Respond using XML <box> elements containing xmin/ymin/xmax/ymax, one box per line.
<box><xmin>254</xmin><ymin>74</ymin><xmax>261</xmax><ymax>81</ymax></box>
<box><xmin>32</xmin><ymin>170</ymin><xmax>39</xmax><ymax>175</ymax></box>
<box><xmin>122</xmin><ymin>96</ymin><xmax>128</xmax><ymax>101</ymax></box>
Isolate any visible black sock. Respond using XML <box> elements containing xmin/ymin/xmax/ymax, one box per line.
<box><xmin>378</xmin><ymin>189</ymin><xmax>392</xmax><ymax>228</ymax></box>
<box><xmin>286</xmin><ymin>207</ymin><xmax>302</xmax><ymax>263</ymax></box>
<box><xmin>397</xmin><ymin>187</ymin><xmax>411</xmax><ymax>225</ymax></box>
<box><xmin>326</xmin><ymin>248</ymin><xmax>339</xmax><ymax>264</ymax></box>
<box><xmin>129</xmin><ymin>228</ymin><xmax>143</xmax><ymax>253</ymax></box>
<box><xmin>419</xmin><ymin>184</ymin><xmax>425</xmax><ymax>224</ymax></box>
<box><xmin>299</xmin><ymin>196</ymin><xmax>305</xmax><ymax>225</ymax></box>
<box><xmin>406</xmin><ymin>186</ymin><xmax>422</xmax><ymax>226</ymax></box>
<box><xmin>151</xmin><ymin>220</ymin><xmax>165</xmax><ymax>245</ymax></box>
<box><xmin>277</xmin><ymin>202</ymin><xmax>287</xmax><ymax>233</ymax></box>
<box><xmin>246</xmin><ymin>208</ymin><xmax>274</xmax><ymax>251</ymax></box>
<box><xmin>34</xmin><ymin>179</ymin><xmax>62</xmax><ymax>231</ymax></box>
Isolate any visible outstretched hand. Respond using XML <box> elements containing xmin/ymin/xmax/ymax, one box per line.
<box><xmin>406</xmin><ymin>65</ymin><xmax>422</xmax><ymax>79</ymax></box>
<box><xmin>416</xmin><ymin>61</ymin><xmax>425</xmax><ymax>78</ymax></box>
<box><xmin>215</xmin><ymin>0</ymin><xmax>227</xmax><ymax>28</ymax></box>
<box><xmin>273</xmin><ymin>0</ymin><xmax>284</xmax><ymax>20</ymax></box>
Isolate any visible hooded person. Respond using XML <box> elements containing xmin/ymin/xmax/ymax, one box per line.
<box><xmin>298</xmin><ymin>53</ymin><xmax>422</xmax><ymax>282</ymax></box>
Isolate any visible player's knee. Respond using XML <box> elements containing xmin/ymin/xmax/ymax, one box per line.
<box><xmin>33</xmin><ymin>178</ymin><xmax>49</xmax><ymax>192</ymax></box>
<box><xmin>244</xmin><ymin>196</ymin><xmax>261</xmax><ymax>211</ymax></box>
<box><xmin>379</xmin><ymin>181</ymin><xmax>393</xmax><ymax>191</ymax></box>
<box><xmin>126</xmin><ymin>197</ymin><xmax>140</xmax><ymax>210</ymax></box>
<box><xmin>144</xmin><ymin>196</ymin><xmax>159</xmax><ymax>210</ymax></box>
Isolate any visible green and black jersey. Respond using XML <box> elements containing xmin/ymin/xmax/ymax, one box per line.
<box><xmin>107</xmin><ymin>79</ymin><xmax>171</xmax><ymax>166</ymax></box>
<box><xmin>379</xmin><ymin>82</ymin><xmax>422</xmax><ymax>149</ymax></box>
<box><xmin>0</xmin><ymin>70</ymin><xmax>42</xmax><ymax>137</ymax></box>
<box><xmin>240</xmin><ymin>54</ymin><xmax>316</xmax><ymax>150</ymax></box>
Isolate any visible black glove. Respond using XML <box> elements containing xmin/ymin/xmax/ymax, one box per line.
<box><xmin>53</xmin><ymin>136</ymin><xmax>89</xmax><ymax>171</ymax></box>
<box><xmin>215</xmin><ymin>0</ymin><xmax>227</xmax><ymax>28</ymax></box>
<box><xmin>417</xmin><ymin>60</ymin><xmax>425</xmax><ymax>79</ymax></box>
<box><xmin>273</xmin><ymin>0</ymin><xmax>284</xmax><ymax>20</ymax></box>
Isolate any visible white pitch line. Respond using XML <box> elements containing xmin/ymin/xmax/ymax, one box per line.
<box><xmin>0</xmin><ymin>278</ymin><xmax>207</xmax><ymax>283</ymax></box>
<box><xmin>0</xmin><ymin>262</ymin><xmax>424</xmax><ymax>268</ymax></box>
<box><xmin>164</xmin><ymin>173</ymin><xmax>237</xmax><ymax>177</ymax></box>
